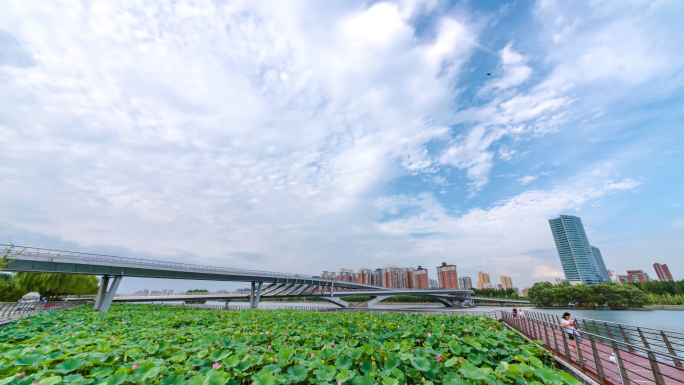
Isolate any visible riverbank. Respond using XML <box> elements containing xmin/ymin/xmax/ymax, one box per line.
<box><xmin>644</xmin><ymin>305</ymin><xmax>684</xmax><ymax>311</ymax></box>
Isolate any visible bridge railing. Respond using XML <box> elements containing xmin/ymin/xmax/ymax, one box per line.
<box><xmin>2</xmin><ymin>244</ymin><xmax>381</xmax><ymax>288</ymax></box>
<box><xmin>502</xmin><ymin>310</ymin><xmax>684</xmax><ymax>385</ymax></box>
<box><xmin>0</xmin><ymin>301</ymin><xmax>89</xmax><ymax>326</ymax></box>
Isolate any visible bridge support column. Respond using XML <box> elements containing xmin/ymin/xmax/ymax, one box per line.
<box><xmin>358</xmin><ymin>296</ymin><xmax>390</xmax><ymax>308</ymax></box>
<box><xmin>320</xmin><ymin>297</ymin><xmax>349</xmax><ymax>307</ymax></box>
<box><xmin>249</xmin><ymin>282</ymin><xmax>263</xmax><ymax>309</ymax></box>
<box><xmin>223</xmin><ymin>299</ymin><xmax>231</xmax><ymax>309</ymax></box>
<box><xmin>94</xmin><ymin>276</ymin><xmax>122</xmax><ymax>313</ymax></box>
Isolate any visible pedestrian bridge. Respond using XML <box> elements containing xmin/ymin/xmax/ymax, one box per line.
<box><xmin>72</xmin><ymin>287</ymin><xmax>529</xmax><ymax>309</ymax></box>
<box><xmin>3</xmin><ymin>244</ymin><xmax>529</xmax><ymax>312</ymax></box>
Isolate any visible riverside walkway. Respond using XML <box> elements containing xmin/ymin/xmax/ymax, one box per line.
<box><xmin>501</xmin><ymin>311</ymin><xmax>684</xmax><ymax>385</ymax></box>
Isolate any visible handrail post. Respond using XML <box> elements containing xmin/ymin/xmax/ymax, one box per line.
<box><xmin>589</xmin><ymin>334</ymin><xmax>605</xmax><ymax>385</ymax></box>
<box><xmin>543</xmin><ymin>317</ymin><xmax>552</xmax><ymax>352</ymax></box>
<box><xmin>660</xmin><ymin>330</ymin><xmax>683</xmax><ymax>368</ymax></box>
<box><xmin>561</xmin><ymin>326</ymin><xmax>572</xmax><ymax>360</ymax></box>
<box><xmin>646</xmin><ymin>350</ymin><xmax>666</xmax><ymax>385</ymax></box>
<box><xmin>575</xmin><ymin>334</ymin><xmax>585</xmax><ymax>371</ymax></box>
<box><xmin>592</xmin><ymin>320</ymin><xmax>604</xmax><ymax>343</ymax></box>
<box><xmin>638</xmin><ymin>328</ymin><xmax>665</xmax><ymax>385</ymax></box>
<box><xmin>618</xmin><ymin>324</ymin><xmax>634</xmax><ymax>353</ymax></box>
<box><xmin>612</xmin><ymin>341</ymin><xmax>630</xmax><ymax>385</ymax></box>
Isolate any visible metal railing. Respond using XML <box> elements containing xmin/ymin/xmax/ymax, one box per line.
<box><xmin>502</xmin><ymin>310</ymin><xmax>684</xmax><ymax>385</ymax></box>
<box><xmin>0</xmin><ymin>301</ymin><xmax>89</xmax><ymax>326</ymax></box>
<box><xmin>2</xmin><ymin>244</ymin><xmax>383</xmax><ymax>288</ymax></box>
<box><xmin>131</xmin><ymin>303</ymin><xmax>327</xmax><ymax>311</ymax></box>
<box><xmin>127</xmin><ymin>302</ymin><xmax>502</xmax><ymax>317</ymax></box>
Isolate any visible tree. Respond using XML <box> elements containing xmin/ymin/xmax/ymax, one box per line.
<box><xmin>527</xmin><ymin>282</ymin><xmax>554</xmax><ymax>305</ymax></box>
<box><xmin>1</xmin><ymin>244</ymin><xmax>21</xmax><ymax>272</ymax></box>
<box><xmin>15</xmin><ymin>273</ymin><xmax>99</xmax><ymax>301</ymax></box>
<box><xmin>186</xmin><ymin>289</ymin><xmax>209</xmax><ymax>304</ymax></box>
<box><xmin>0</xmin><ymin>274</ymin><xmax>24</xmax><ymax>302</ymax></box>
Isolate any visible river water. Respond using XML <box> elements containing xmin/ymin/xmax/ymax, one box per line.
<box><xmin>145</xmin><ymin>301</ymin><xmax>684</xmax><ymax>332</ymax></box>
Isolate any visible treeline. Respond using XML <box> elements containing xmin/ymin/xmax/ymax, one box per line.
<box><xmin>0</xmin><ymin>272</ymin><xmax>99</xmax><ymax>302</ymax></box>
<box><xmin>527</xmin><ymin>282</ymin><xmax>649</xmax><ymax>308</ymax></box>
<box><xmin>625</xmin><ymin>279</ymin><xmax>684</xmax><ymax>305</ymax></box>
<box><xmin>471</xmin><ymin>288</ymin><xmax>520</xmax><ymax>300</ymax></box>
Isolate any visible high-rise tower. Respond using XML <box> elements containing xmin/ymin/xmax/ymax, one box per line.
<box><xmin>436</xmin><ymin>262</ymin><xmax>458</xmax><ymax>289</ymax></box>
<box><xmin>549</xmin><ymin>215</ymin><xmax>605</xmax><ymax>285</ymax></box>
<box><xmin>590</xmin><ymin>246</ymin><xmax>611</xmax><ymax>283</ymax></box>
<box><xmin>653</xmin><ymin>263</ymin><xmax>673</xmax><ymax>281</ymax></box>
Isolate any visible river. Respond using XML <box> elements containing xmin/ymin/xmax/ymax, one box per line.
<box><xmin>143</xmin><ymin>301</ymin><xmax>684</xmax><ymax>332</ymax></box>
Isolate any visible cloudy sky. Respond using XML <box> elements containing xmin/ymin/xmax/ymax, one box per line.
<box><xmin>1</xmin><ymin>0</ymin><xmax>683</xmax><ymax>293</ymax></box>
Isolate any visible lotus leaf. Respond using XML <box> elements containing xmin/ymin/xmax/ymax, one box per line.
<box><xmin>0</xmin><ymin>304</ymin><xmax>574</xmax><ymax>385</ymax></box>
<box><xmin>54</xmin><ymin>357</ymin><xmax>86</xmax><ymax>373</ymax></box>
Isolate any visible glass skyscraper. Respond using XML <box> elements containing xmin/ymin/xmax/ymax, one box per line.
<box><xmin>549</xmin><ymin>215</ymin><xmax>605</xmax><ymax>285</ymax></box>
<box><xmin>590</xmin><ymin>246</ymin><xmax>611</xmax><ymax>283</ymax></box>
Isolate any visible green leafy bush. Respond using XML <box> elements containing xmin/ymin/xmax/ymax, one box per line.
<box><xmin>0</xmin><ymin>304</ymin><xmax>580</xmax><ymax>385</ymax></box>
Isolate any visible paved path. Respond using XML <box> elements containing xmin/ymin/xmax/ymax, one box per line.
<box><xmin>505</xmin><ymin>314</ymin><xmax>684</xmax><ymax>385</ymax></box>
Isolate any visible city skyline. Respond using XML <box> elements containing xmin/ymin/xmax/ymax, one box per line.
<box><xmin>2</xmin><ymin>1</ymin><xmax>683</xmax><ymax>294</ymax></box>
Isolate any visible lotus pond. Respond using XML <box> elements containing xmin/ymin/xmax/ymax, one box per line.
<box><xmin>0</xmin><ymin>304</ymin><xmax>580</xmax><ymax>385</ymax></box>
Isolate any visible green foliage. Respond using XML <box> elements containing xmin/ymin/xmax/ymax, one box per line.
<box><xmin>185</xmin><ymin>289</ymin><xmax>210</xmax><ymax>304</ymax></box>
<box><xmin>14</xmin><ymin>272</ymin><xmax>99</xmax><ymax>301</ymax></box>
<box><xmin>471</xmin><ymin>288</ymin><xmax>519</xmax><ymax>300</ymax></box>
<box><xmin>527</xmin><ymin>282</ymin><xmax>649</xmax><ymax>308</ymax></box>
<box><xmin>1</xmin><ymin>245</ymin><xmax>21</xmax><ymax>272</ymax></box>
<box><xmin>0</xmin><ymin>273</ymin><xmax>24</xmax><ymax>302</ymax></box>
<box><xmin>0</xmin><ymin>304</ymin><xmax>577</xmax><ymax>385</ymax></box>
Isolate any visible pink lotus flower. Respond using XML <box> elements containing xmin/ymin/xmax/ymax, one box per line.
<box><xmin>250</xmin><ymin>350</ymin><xmax>253</xmax><ymax>355</ymax></box>
<box><xmin>332</xmin><ymin>342</ymin><xmax>335</xmax><ymax>346</ymax></box>
<box><xmin>115</xmin><ymin>357</ymin><xmax>120</xmax><ymax>361</ymax></box>
<box><xmin>57</xmin><ymin>344</ymin><xmax>61</xmax><ymax>348</ymax></box>
<box><xmin>311</xmin><ymin>353</ymin><xmax>314</xmax><ymax>358</ymax></box>
<box><xmin>345</xmin><ymin>346</ymin><xmax>348</xmax><ymax>348</ymax></box>
<box><xmin>274</xmin><ymin>358</ymin><xmax>278</xmax><ymax>363</ymax></box>
<box><xmin>268</xmin><ymin>345</ymin><xmax>271</xmax><ymax>349</ymax></box>
<box><xmin>436</xmin><ymin>354</ymin><xmax>442</xmax><ymax>361</ymax></box>
<box><xmin>32</xmin><ymin>347</ymin><xmax>36</xmax><ymax>350</ymax></box>
<box><xmin>32</xmin><ymin>381</ymin><xmax>39</xmax><ymax>385</ymax></box>
<box><xmin>132</xmin><ymin>364</ymin><xmax>139</xmax><ymax>370</ymax></box>
<box><xmin>442</xmin><ymin>324</ymin><xmax>445</xmax><ymax>327</ymax></box>
<box><xmin>458</xmin><ymin>357</ymin><xmax>463</xmax><ymax>363</ymax></box>
<box><xmin>111</xmin><ymin>337</ymin><xmax>115</xmax><ymax>340</ymax></box>
<box><xmin>427</xmin><ymin>333</ymin><xmax>432</xmax><ymax>338</ymax></box>
<box><xmin>17</xmin><ymin>373</ymin><xmax>26</xmax><ymax>378</ymax></box>
<box><xmin>465</xmin><ymin>328</ymin><xmax>469</xmax><ymax>333</ymax></box>
<box><xmin>213</xmin><ymin>362</ymin><xmax>221</xmax><ymax>369</ymax></box>
<box><xmin>338</xmin><ymin>382</ymin><xmax>342</xmax><ymax>385</ymax></box>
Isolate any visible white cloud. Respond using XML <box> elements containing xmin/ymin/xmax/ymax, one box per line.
<box><xmin>532</xmin><ymin>265</ymin><xmax>564</xmax><ymax>279</ymax></box>
<box><xmin>518</xmin><ymin>175</ymin><xmax>538</xmax><ymax>185</ymax></box>
<box><xmin>674</xmin><ymin>219</ymin><xmax>684</xmax><ymax>228</ymax></box>
<box><xmin>605</xmin><ymin>179</ymin><xmax>640</xmax><ymax>191</ymax></box>
<box><xmin>477</xmin><ymin>42</ymin><xmax>532</xmax><ymax>96</ymax></box>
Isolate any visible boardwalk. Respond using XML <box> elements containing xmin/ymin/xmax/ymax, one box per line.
<box><xmin>502</xmin><ymin>312</ymin><xmax>684</xmax><ymax>385</ymax></box>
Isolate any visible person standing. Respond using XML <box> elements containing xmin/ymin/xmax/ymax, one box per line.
<box><xmin>561</xmin><ymin>312</ymin><xmax>582</xmax><ymax>354</ymax></box>
<box><xmin>512</xmin><ymin>307</ymin><xmax>518</xmax><ymax>318</ymax></box>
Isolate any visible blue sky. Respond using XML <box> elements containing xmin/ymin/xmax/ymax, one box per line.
<box><xmin>1</xmin><ymin>0</ymin><xmax>683</xmax><ymax>293</ymax></box>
